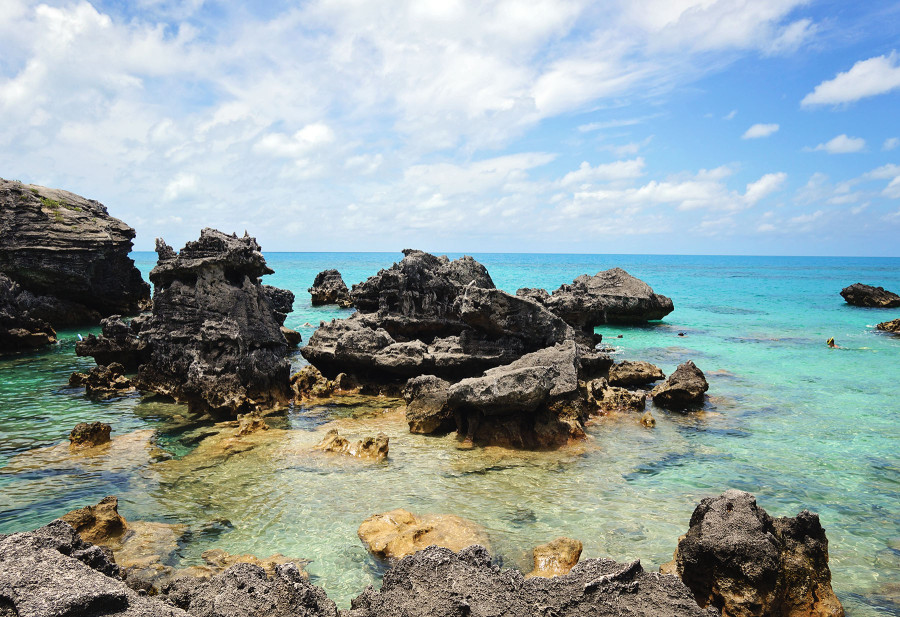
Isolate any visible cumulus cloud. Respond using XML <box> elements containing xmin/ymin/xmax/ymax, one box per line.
<box><xmin>560</xmin><ymin>158</ymin><xmax>646</xmax><ymax>186</ymax></box>
<box><xmin>884</xmin><ymin>137</ymin><xmax>899</xmax><ymax>151</ymax></box>
<box><xmin>744</xmin><ymin>172</ymin><xmax>787</xmax><ymax>204</ymax></box>
<box><xmin>742</xmin><ymin>123</ymin><xmax>779</xmax><ymax>139</ymax></box>
<box><xmin>802</xmin><ymin>51</ymin><xmax>900</xmax><ymax>106</ymax></box>
<box><xmin>808</xmin><ymin>134</ymin><xmax>866</xmax><ymax>154</ymax></box>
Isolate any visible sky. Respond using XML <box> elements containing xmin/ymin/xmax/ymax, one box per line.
<box><xmin>1</xmin><ymin>0</ymin><xmax>899</xmax><ymax>255</ymax></box>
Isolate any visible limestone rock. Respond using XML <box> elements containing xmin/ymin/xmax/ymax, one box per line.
<box><xmin>840</xmin><ymin>283</ymin><xmax>900</xmax><ymax>308</ymax></box>
<box><xmin>309</xmin><ymin>269</ymin><xmax>352</xmax><ymax>307</ymax></box>
<box><xmin>597</xmin><ymin>386</ymin><xmax>647</xmax><ymax>412</ymax></box>
<box><xmin>76</xmin><ymin>315</ymin><xmax>150</xmax><ymax>370</ymax></box>
<box><xmin>0</xmin><ymin>272</ymin><xmax>58</xmax><ymax>350</ymax></box>
<box><xmin>314</xmin><ymin>428</ymin><xmax>389</xmax><ymax>461</ymax></box>
<box><xmin>69</xmin><ymin>363</ymin><xmax>134</xmax><ymax>397</ymax></box>
<box><xmin>641</xmin><ymin>411</ymin><xmax>657</xmax><ymax>428</ymax></box>
<box><xmin>189</xmin><ymin>548</ymin><xmax>311</xmax><ymax>579</ymax></box>
<box><xmin>281</xmin><ymin>326</ymin><xmax>302</xmax><ymax>346</ymax></box>
<box><xmin>60</xmin><ymin>495</ymin><xmax>127</xmax><ymax>546</ymax></box>
<box><xmin>291</xmin><ymin>365</ymin><xmax>335</xmax><ymax>399</ymax></box>
<box><xmin>876</xmin><ymin>318</ymin><xmax>900</xmax><ymax>334</ymax></box>
<box><xmin>651</xmin><ymin>361</ymin><xmax>708</xmax><ymax>409</ymax></box>
<box><xmin>263</xmin><ymin>285</ymin><xmax>295</xmax><ymax>325</ymax></box>
<box><xmin>665</xmin><ymin>489</ymin><xmax>843</xmax><ymax>617</ymax></box>
<box><xmin>347</xmin><ymin>545</ymin><xmax>716</xmax><ymax>617</ymax></box>
<box><xmin>608</xmin><ymin>360</ymin><xmax>665</xmax><ymax>387</ymax></box>
<box><xmin>527</xmin><ymin>537</ymin><xmax>583</xmax><ymax>578</ymax></box>
<box><xmin>235</xmin><ymin>410</ymin><xmax>268</xmax><ymax>436</ymax></box>
<box><xmin>69</xmin><ymin>422</ymin><xmax>113</xmax><ymax>447</ymax></box>
<box><xmin>403</xmin><ymin>375</ymin><xmax>453</xmax><ymax>434</ymax></box>
<box><xmin>357</xmin><ymin>509</ymin><xmax>490</xmax><ymax>561</ymax></box>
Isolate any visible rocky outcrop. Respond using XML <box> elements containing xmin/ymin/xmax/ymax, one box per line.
<box><xmin>76</xmin><ymin>315</ymin><xmax>151</xmax><ymax>371</ymax></box>
<box><xmin>78</xmin><ymin>229</ymin><xmax>293</xmax><ymax>417</ymax></box>
<box><xmin>527</xmin><ymin>537</ymin><xmax>583</xmax><ymax>578</ymax></box>
<box><xmin>840</xmin><ymin>283</ymin><xmax>900</xmax><ymax>308</ymax></box>
<box><xmin>69</xmin><ymin>363</ymin><xmax>134</xmax><ymax>397</ymax></box>
<box><xmin>308</xmin><ymin>269</ymin><xmax>352</xmax><ymax>307</ymax></box>
<box><xmin>60</xmin><ymin>496</ymin><xmax>127</xmax><ymax>544</ymax></box>
<box><xmin>651</xmin><ymin>361</ymin><xmax>708</xmax><ymax>409</ymax></box>
<box><xmin>0</xmin><ymin>272</ymin><xmax>58</xmax><ymax>349</ymax></box>
<box><xmin>403</xmin><ymin>375</ymin><xmax>453</xmax><ymax>434</ymax></box>
<box><xmin>593</xmin><ymin>384</ymin><xmax>647</xmax><ymax>413</ymax></box>
<box><xmin>291</xmin><ymin>365</ymin><xmax>336</xmax><ymax>399</ymax></box>
<box><xmin>313</xmin><ymin>428</ymin><xmax>389</xmax><ymax>461</ymax></box>
<box><xmin>608</xmin><ymin>360</ymin><xmax>665</xmax><ymax>387</ymax></box>
<box><xmin>876</xmin><ymin>318</ymin><xmax>900</xmax><ymax>333</ymax></box>
<box><xmin>664</xmin><ymin>490</ymin><xmax>843</xmax><ymax>617</ymax></box>
<box><xmin>357</xmin><ymin>509</ymin><xmax>490</xmax><ymax>561</ymax></box>
<box><xmin>347</xmin><ymin>545</ymin><xmax>716</xmax><ymax>617</ymax></box>
<box><xmin>517</xmin><ymin>267</ymin><xmax>674</xmax><ymax>329</ymax></box>
<box><xmin>0</xmin><ymin>179</ymin><xmax>149</xmax><ymax>338</ymax></box>
<box><xmin>68</xmin><ymin>422</ymin><xmax>113</xmax><ymax>447</ymax></box>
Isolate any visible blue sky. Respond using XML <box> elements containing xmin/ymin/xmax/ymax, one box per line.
<box><xmin>1</xmin><ymin>0</ymin><xmax>899</xmax><ymax>255</ymax></box>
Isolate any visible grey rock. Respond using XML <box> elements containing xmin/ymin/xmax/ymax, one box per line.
<box><xmin>308</xmin><ymin>270</ymin><xmax>352</xmax><ymax>307</ymax></box>
<box><xmin>76</xmin><ymin>315</ymin><xmax>150</xmax><ymax>371</ymax></box>
<box><xmin>403</xmin><ymin>375</ymin><xmax>453</xmax><ymax>434</ymax></box>
<box><xmin>608</xmin><ymin>360</ymin><xmax>665</xmax><ymax>387</ymax></box>
<box><xmin>0</xmin><ymin>272</ymin><xmax>57</xmax><ymax>350</ymax></box>
<box><xmin>651</xmin><ymin>361</ymin><xmax>708</xmax><ymax>409</ymax></box>
<box><xmin>840</xmin><ymin>283</ymin><xmax>900</xmax><ymax>308</ymax></box>
<box><xmin>264</xmin><ymin>285</ymin><xmax>296</xmax><ymax>325</ymax></box>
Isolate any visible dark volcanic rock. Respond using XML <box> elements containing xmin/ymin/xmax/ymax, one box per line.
<box><xmin>309</xmin><ymin>269</ymin><xmax>352</xmax><ymax>307</ymax></box>
<box><xmin>651</xmin><ymin>361</ymin><xmax>708</xmax><ymax>409</ymax></box>
<box><xmin>0</xmin><ymin>179</ymin><xmax>149</xmax><ymax>330</ymax></box>
<box><xmin>517</xmin><ymin>267</ymin><xmax>674</xmax><ymax>329</ymax></box>
<box><xmin>877</xmin><ymin>318</ymin><xmax>900</xmax><ymax>333</ymax></box>
<box><xmin>840</xmin><ymin>283</ymin><xmax>900</xmax><ymax>308</ymax></box>
<box><xmin>76</xmin><ymin>315</ymin><xmax>151</xmax><ymax>370</ymax></box>
<box><xmin>347</xmin><ymin>545</ymin><xmax>716</xmax><ymax>617</ymax></box>
<box><xmin>666</xmin><ymin>490</ymin><xmax>843</xmax><ymax>617</ymax></box>
<box><xmin>0</xmin><ymin>271</ymin><xmax>58</xmax><ymax>349</ymax></box>
<box><xmin>263</xmin><ymin>285</ymin><xmax>296</xmax><ymax>325</ymax></box>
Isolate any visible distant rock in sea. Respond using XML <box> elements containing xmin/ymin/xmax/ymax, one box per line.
<box><xmin>0</xmin><ymin>178</ymin><xmax>149</xmax><ymax>351</ymax></box>
<box><xmin>876</xmin><ymin>318</ymin><xmax>900</xmax><ymax>334</ymax></box>
<box><xmin>840</xmin><ymin>283</ymin><xmax>900</xmax><ymax>308</ymax></box>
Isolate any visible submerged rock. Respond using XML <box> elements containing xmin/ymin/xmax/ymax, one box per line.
<box><xmin>664</xmin><ymin>489</ymin><xmax>843</xmax><ymax>617</ymax></box>
<box><xmin>69</xmin><ymin>363</ymin><xmax>134</xmax><ymax>397</ymax></box>
<box><xmin>291</xmin><ymin>365</ymin><xmax>335</xmax><ymax>399</ymax></box>
<box><xmin>0</xmin><ymin>179</ymin><xmax>149</xmax><ymax>339</ymax></box>
<box><xmin>840</xmin><ymin>283</ymin><xmax>900</xmax><ymax>308</ymax></box>
<box><xmin>651</xmin><ymin>361</ymin><xmax>708</xmax><ymax>409</ymax></box>
<box><xmin>313</xmin><ymin>428</ymin><xmax>389</xmax><ymax>461</ymax></box>
<box><xmin>527</xmin><ymin>537</ymin><xmax>583</xmax><ymax>578</ymax></box>
<box><xmin>357</xmin><ymin>509</ymin><xmax>490</xmax><ymax>561</ymax></box>
<box><xmin>68</xmin><ymin>422</ymin><xmax>113</xmax><ymax>447</ymax></box>
<box><xmin>308</xmin><ymin>269</ymin><xmax>352</xmax><ymax>307</ymax></box>
<box><xmin>347</xmin><ymin>545</ymin><xmax>716</xmax><ymax>617</ymax></box>
<box><xmin>641</xmin><ymin>411</ymin><xmax>657</xmax><ymax>428</ymax></box>
<box><xmin>183</xmin><ymin>548</ymin><xmax>311</xmax><ymax>579</ymax></box>
<box><xmin>876</xmin><ymin>318</ymin><xmax>900</xmax><ymax>334</ymax></box>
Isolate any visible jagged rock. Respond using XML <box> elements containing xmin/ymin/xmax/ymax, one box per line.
<box><xmin>664</xmin><ymin>489</ymin><xmax>843</xmax><ymax>617</ymax></box>
<box><xmin>596</xmin><ymin>386</ymin><xmax>647</xmax><ymax>412</ymax></box>
<box><xmin>651</xmin><ymin>361</ymin><xmax>708</xmax><ymax>409</ymax></box>
<box><xmin>347</xmin><ymin>545</ymin><xmax>716</xmax><ymax>617</ymax></box>
<box><xmin>608</xmin><ymin>360</ymin><xmax>665</xmax><ymax>387</ymax></box>
<box><xmin>641</xmin><ymin>411</ymin><xmax>656</xmax><ymax>428</ymax></box>
<box><xmin>840</xmin><ymin>283</ymin><xmax>900</xmax><ymax>308</ymax></box>
<box><xmin>357</xmin><ymin>509</ymin><xmax>490</xmax><ymax>561</ymax></box>
<box><xmin>333</xmin><ymin>372</ymin><xmax>358</xmax><ymax>391</ymax></box>
<box><xmin>69</xmin><ymin>363</ymin><xmax>134</xmax><ymax>397</ymax></box>
<box><xmin>0</xmin><ymin>179</ymin><xmax>149</xmax><ymax>337</ymax></box>
<box><xmin>0</xmin><ymin>272</ymin><xmax>58</xmax><ymax>349</ymax></box>
<box><xmin>313</xmin><ymin>428</ymin><xmax>388</xmax><ymax>461</ymax></box>
<box><xmin>162</xmin><ymin>562</ymin><xmax>337</xmax><ymax>617</ymax></box>
<box><xmin>183</xmin><ymin>549</ymin><xmax>311</xmax><ymax>579</ymax></box>
<box><xmin>281</xmin><ymin>326</ymin><xmax>302</xmax><ymax>346</ymax></box>
<box><xmin>263</xmin><ymin>285</ymin><xmax>295</xmax><ymax>324</ymax></box>
<box><xmin>403</xmin><ymin>375</ymin><xmax>453</xmax><ymax>434</ymax></box>
<box><xmin>60</xmin><ymin>496</ymin><xmax>127</xmax><ymax>545</ymax></box>
<box><xmin>68</xmin><ymin>422</ymin><xmax>113</xmax><ymax>447</ymax></box>
<box><xmin>291</xmin><ymin>365</ymin><xmax>335</xmax><ymax>399</ymax></box>
<box><xmin>876</xmin><ymin>318</ymin><xmax>900</xmax><ymax>333</ymax></box>
<box><xmin>517</xmin><ymin>267</ymin><xmax>674</xmax><ymax>329</ymax></box>
<box><xmin>76</xmin><ymin>315</ymin><xmax>151</xmax><ymax>370</ymax></box>
<box><xmin>308</xmin><ymin>269</ymin><xmax>353</xmax><ymax>307</ymax></box>
<box><xmin>527</xmin><ymin>537</ymin><xmax>583</xmax><ymax>578</ymax></box>
<box><xmin>235</xmin><ymin>410</ymin><xmax>268</xmax><ymax>436</ymax></box>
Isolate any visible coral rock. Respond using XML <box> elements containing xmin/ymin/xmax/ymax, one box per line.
<box><xmin>357</xmin><ymin>509</ymin><xmax>490</xmax><ymax>561</ymax></box>
<box><xmin>308</xmin><ymin>269</ymin><xmax>353</xmax><ymax>307</ymax></box>
<box><xmin>527</xmin><ymin>537</ymin><xmax>583</xmax><ymax>578</ymax></box>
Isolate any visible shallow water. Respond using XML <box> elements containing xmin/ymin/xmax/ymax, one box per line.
<box><xmin>1</xmin><ymin>253</ymin><xmax>899</xmax><ymax>613</ymax></box>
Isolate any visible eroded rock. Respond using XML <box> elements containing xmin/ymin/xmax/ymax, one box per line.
<box><xmin>608</xmin><ymin>360</ymin><xmax>665</xmax><ymax>387</ymax></box>
<box><xmin>876</xmin><ymin>318</ymin><xmax>900</xmax><ymax>334</ymax></box>
<box><xmin>309</xmin><ymin>269</ymin><xmax>352</xmax><ymax>307</ymax></box>
<box><xmin>651</xmin><ymin>361</ymin><xmax>708</xmax><ymax>409</ymax></box>
<box><xmin>840</xmin><ymin>283</ymin><xmax>900</xmax><ymax>308</ymax></box>
<box><xmin>69</xmin><ymin>422</ymin><xmax>113</xmax><ymax>447</ymax></box>
<box><xmin>291</xmin><ymin>365</ymin><xmax>335</xmax><ymax>399</ymax></box>
<box><xmin>0</xmin><ymin>272</ymin><xmax>58</xmax><ymax>350</ymax></box>
<box><xmin>527</xmin><ymin>537</ymin><xmax>583</xmax><ymax>578</ymax></box>
<box><xmin>403</xmin><ymin>375</ymin><xmax>453</xmax><ymax>434</ymax></box>
<box><xmin>313</xmin><ymin>428</ymin><xmax>388</xmax><ymax>461</ymax></box>
<box><xmin>60</xmin><ymin>495</ymin><xmax>127</xmax><ymax>544</ymax></box>
<box><xmin>69</xmin><ymin>363</ymin><xmax>134</xmax><ymax>397</ymax></box>
<box><xmin>357</xmin><ymin>509</ymin><xmax>490</xmax><ymax>561</ymax></box>
<box><xmin>76</xmin><ymin>316</ymin><xmax>150</xmax><ymax>371</ymax></box>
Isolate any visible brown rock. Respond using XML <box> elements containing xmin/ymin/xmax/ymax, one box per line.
<box><xmin>61</xmin><ymin>495</ymin><xmax>127</xmax><ymax>544</ymax></box>
<box><xmin>598</xmin><ymin>386</ymin><xmax>647</xmax><ymax>412</ymax></box>
<box><xmin>69</xmin><ymin>422</ymin><xmax>113</xmax><ymax>447</ymax></box>
<box><xmin>877</xmin><ymin>318</ymin><xmax>900</xmax><ymax>334</ymax></box>
<box><xmin>281</xmin><ymin>326</ymin><xmax>302</xmax><ymax>347</ymax></box>
<box><xmin>69</xmin><ymin>363</ymin><xmax>133</xmax><ymax>398</ymax></box>
<box><xmin>526</xmin><ymin>537</ymin><xmax>583</xmax><ymax>578</ymax></box>
<box><xmin>640</xmin><ymin>411</ymin><xmax>656</xmax><ymax>428</ymax></box>
<box><xmin>608</xmin><ymin>360</ymin><xmax>665</xmax><ymax>387</ymax></box>
<box><xmin>291</xmin><ymin>365</ymin><xmax>334</xmax><ymax>400</ymax></box>
<box><xmin>190</xmin><ymin>548</ymin><xmax>310</xmax><ymax>579</ymax></box>
<box><xmin>235</xmin><ymin>411</ymin><xmax>268</xmax><ymax>436</ymax></box>
<box><xmin>358</xmin><ymin>509</ymin><xmax>490</xmax><ymax>561</ymax></box>
<box><xmin>651</xmin><ymin>360</ymin><xmax>709</xmax><ymax>409</ymax></box>
<box><xmin>313</xmin><ymin>428</ymin><xmax>389</xmax><ymax>461</ymax></box>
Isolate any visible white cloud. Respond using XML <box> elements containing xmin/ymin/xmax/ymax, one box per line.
<box><xmin>742</xmin><ymin>123</ymin><xmax>779</xmax><ymax>139</ymax></box>
<box><xmin>560</xmin><ymin>158</ymin><xmax>646</xmax><ymax>186</ymax></box>
<box><xmin>802</xmin><ymin>51</ymin><xmax>900</xmax><ymax>106</ymax></box>
<box><xmin>808</xmin><ymin>134</ymin><xmax>866</xmax><ymax>154</ymax></box>
<box><xmin>254</xmin><ymin>123</ymin><xmax>335</xmax><ymax>158</ymax></box>
<box><xmin>884</xmin><ymin>137</ymin><xmax>899</xmax><ymax>151</ymax></box>
<box><xmin>163</xmin><ymin>173</ymin><xmax>199</xmax><ymax>201</ymax></box>
<box><xmin>744</xmin><ymin>172</ymin><xmax>787</xmax><ymax>204</ymax></box>
<box><xmin>723</xmin><ymin>109</ymin><xmax>737</xmax><ymax>120</ymax></box>
<box><xmin>884</xmin><ymin>177</ymin><xmax>900</xmax><ymax>199</ymax></box>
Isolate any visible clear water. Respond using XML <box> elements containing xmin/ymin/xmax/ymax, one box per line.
<box><xmin>1</xmin><ymin>253</ymin><xmax>898</xmax><ymax>614</ymax></box>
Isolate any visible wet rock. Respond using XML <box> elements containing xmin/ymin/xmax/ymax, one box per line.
<box><xmin>403</xmin><ymin>375</ymin><xmax>453</xmax><ymax>434</ymax></box>
<box><xmin>69</xmin><ymin>363</ymin><xmax>134</xmax><ymax>397</ymax></box>
<box><xmin>517</xmin><ymin>267</ymin><xmax>674</xmax><ymax>329</ymax></box>
<box><xmin>651</xmin><ymin>361</ymin><xmax>708</xmax><ymax>409</ymax></box>
<box><xmin>876</xmin><ymin>318</ymin><xmax>900</xmax><ymax>334</ymax></box>
<box><xmin>0</xmin><ymin>179</ymin><xmax>149</xmax><ymax>335</ymax></box>
<box><xmin>76</xmin><ymin>315</ymin><xmax>151</xmax><ymax>370</ymax></box>
<box><xmin>665</xmin><ymin>489</ymin><xmax>843</xmax><ymax>617</ymax></box>
<box><xmin>0</xmin><ymin>272</ymin><xmax>58</xmax><ymax>350</ymax></box>
<box><xmin>840</xmin><ymin>283</ymin><xmax>900</xmax><ymax>308</ymax></box>
<box><xmin>162</xmin><ymin>562</ymin><xmax>337</xmax><ymax>617</ymax></box>
<box><xmin>182</xmin><ymin>548</ymin><xmax>311</xmax><ymax>579</ymax></box>
<box><xmin>357</xmin><ymin>509</ymin><xmax>490</xmax><ymax>561</ymax></box>
<box><xmin>347</xmin><ymin>545</ymin><xmax>716</xmax><ymax>617</ymax></box>
<box><xmin>282</xmin><ymin>326</ymin><xmax>303</xmax><ymax>346</ymax></box>
<box><xmin>333</xmin><ymin>372</ymin><xmax>358</xmax><ymax>391</ymax></box>
<box><xmin>60</xmin><ymin>495</ymin><xmax>127</xmax><ymax>545</ymax></box>
<box><xmin>309</xmin><ymin>269</ymin><xmax>352</xmax><ymax>307</ymax></box>
<box><xmin>313</xmin><ymin>428</ymin><xmax>389</xmax><ymax>461</ymax></box>
<box><xmin>641</xmin><ymin>411</ymin><xmax>657</xmax><ymax>428</ymax></box>
<box><xmin>291</xmin><ymin>365</ymin><xmax>335</xmax><ymax>399</ymax></box>
<box><xmin>527</xmin><ymin>537</ymin><xmax>583</xmax><ymax>578</ymax></box>
<box><xmin>235</xmin><ymin>410</ymin><xmax>268</xmax><ymax>436</ymax></box>
<box><xmin>596</xmin><ymin>386</ymin><xmax>647</xmax><ymax>413</ymax></box>
<box><xmin>69</xmin><ymin>422</ymin><xmax>113</xmax><ymax>447</ymax></box>
<box><xmin>608</xmin><ymin>360</ymin><xmax>665</xmax><ymax>387</ymax></box>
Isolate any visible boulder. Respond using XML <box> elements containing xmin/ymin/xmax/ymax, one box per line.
<box><xmin>313</xmin><ymin>428</ymin><xmax>389</xmax><ymax>461</ymax></box>
<box><xmin>347</xmin><ymin>545</ymin><xmax>717</xmax><ymax>617</ymax></box>
<box><xmin>664</xmin><ymin>489</ymin><xmax>843</xmax><ymax>617</ymax></box>
<box><xmin>69</xmin><ymin>363</ymin><xmax>134</xmax><ymax>397</ymax></box>
<box><xmin>235</xmin><ymin>410</ymin><xmax>268</xmax><ymax>436</ymax></box>
<box><xmin>281</xmin><ymin>326</ymin><xmax>302</xmax><ymax>346</ymax></box>
<box><xmin>68</xmin><ymin>422</ymin><xmax>113</xmax><ymax>447</ymax></box>
<box><xmin>403</xmin><ymin>375</ymin><xmax>453</xmax><ymax>434</ymax></box>
<box><xmin>641</xmin><ymin>411</ymin><xmax>657</xmax><ymax>428</ymax></box>
<box><xmin>876</xmin><ymin>318</ymin><xmax>900</xmax><ymax>334</ymax></box>
<box><xmin>291</xmin><ymin>365</ymin><xmax>335</xmax><ymax>399</ymax></box>
<box><xmin>308</xmin><ymin>269</ymin><xmax>352</xmax><ymax>307</ymax></box>
<box><xmin>527</xmin><ymin>537</ymin><xmax>583</xmax><ymax>578</ymax></box>
<box><xmin>357</xmin><ymin>509</ymin><xmax>490</xmax><ymax>561</ymax></box>
<box><xmin>76</xmin><ymin>315</ymin><xmax>151</xmax><ymax>371</ymax></box>
<box><xmin>517</xmin><ymin>267</ymin><xmax>674</xmax><ymax>329</ymax></box>
<box><xmin>0</xmin><ymin>178</ymin><xmax>149</xmax><ymax>334</ymax></box>
<box><xmin>60</xmin><ymin>496</ymin><xmax>128</xmax><ymax>545</ymax></box>
<box><xmin>651</xmin><ymin>361</ymin><xmax>708</xmax><ymax>409</ymax></box>
<box><xmin>596</xmin><ymin>386</ymin><xmax>647</xmax><ymax>413</ymax></box>
<box><xmin>840</xmin><ymin>283</ymin><xmax>900</xmax><ymax>308</ymax></box>
<box><xmin>608</xmin><ymin>360</ymin><xmax>665</xmax><ymax>387</ymax></box>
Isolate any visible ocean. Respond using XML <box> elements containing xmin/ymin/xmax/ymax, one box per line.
<box><xmin>1</xmin><ymin>252</ymin><xmax>898</xmax><ymax>614</ymax></box>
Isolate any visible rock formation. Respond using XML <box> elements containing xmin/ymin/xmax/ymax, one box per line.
<box><xmin>313</xmin><ymin>428</ymin><xmax>389</xmax><ymax>461</ymax></box>
<box><xmin>69</xmin><ymin>363</ymin><xmax>134</xmax><ymax>397</ymax></box>
<box><xmin>876</xmin><ymin>318</ymin><xmax>900</xmax><ymax>334</ymax></box>
<box><xmin>840</xmin><ymin>283</ymin><xmax>900</xmax><ymax>308</ymax></box>
<box><xmin>651</xmin><ymin>361</ymin><xmax>708</xmax><ymax>409</ymax></box>
<box><xmin>517</xmin><ymin>267</ymin><xmax>674</xmax><ymax>329</ymax></box>
<box><xmin>77</xmin><ymin>315</ymin><xmax>151</xmax><ymax>370</ymax></box>
<box><xmin>403</xmin><ymin>375</ymin><xmax>453</xmax><ymax>433</ymax></box>
<box><xmin>357</xmin><ymin>509</ymin><xmax>490</xmax><ymax>561</ymax></box>
<box><xmin>663</xmin><ymin>489</ymin><xmax>843</xmax><ymax>617</ymax></box>
<box><xmin>60</xmin><ymin>496</ymin><xmax>128</xmax><ymax>544</ymax></box>
<box><xmin>0</xmin><ymin>179</ymin><xmax>149</xmax><ymax>348</ymax></box>
<box><xmin>68</xmin><ymin>422</ymin><xmax>113</xmax><ymax>447</ymax></box>
<box><xmin>309</xmin><ymin>269</ymin><xmax>353</xmax><ymax>307</ymax></box>
<box><xmin>77</xmin><ymin>229</ymin><xmax>294</xmax><ymax>417</ymax></box>
<box><xmin>527</xmin><ymin>537</ymin><xmax>583</xmax><ymax>578</ymax></box>
<box><xmin>608</xmin><ymin>360</ymin><xmax>665</xmax><ymax>387</ymax></box>
<box><xmin>0</xmin><ymin>272</ymin><xmax>58</xmax><ymax>349</ymax></box>
<box><xmin>291</xmin><ymin>365</ymin><xmax>336</xmax><ymax>399</ymax></box>
<box><xmin>347</xmin><ymin>545</ymin><xmax>716</xmax><ymax>617</ymax></box>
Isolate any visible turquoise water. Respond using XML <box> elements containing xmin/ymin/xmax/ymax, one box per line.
<box><xmin>1</xmin><ymin>252</ymin><xmax>899</xmax><ymax>614</ymax></box>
